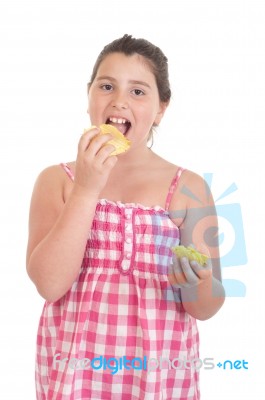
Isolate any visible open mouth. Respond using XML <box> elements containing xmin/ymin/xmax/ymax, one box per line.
<box><xmin>106</xmin><ymin>117</ymin><xmax>131</xmax><ymax>136</ymax></box>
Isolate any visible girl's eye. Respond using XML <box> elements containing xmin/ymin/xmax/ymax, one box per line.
<box><xmin>101</xmin><ymin>84</ymin><xmax>113</xmax><ymax>91</ymax></box>
<box><xmin>132</xmin><ymin>89</ymin><xmax>144</xmax><ymax>96</ymax></box>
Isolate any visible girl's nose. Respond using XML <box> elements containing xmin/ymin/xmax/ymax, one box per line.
<box><xmin>111</xmin><ymin>92</ymin><xmax>128</xmax><ymax>109</ymax></box>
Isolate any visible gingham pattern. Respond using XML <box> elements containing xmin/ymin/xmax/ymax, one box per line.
<box><xmin>35</xmin><ymin>164</ymin><xmax>200</xmax><ymax>399</ymax></box>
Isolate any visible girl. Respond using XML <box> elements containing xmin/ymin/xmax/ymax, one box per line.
<box><xmin>27</xmin><ymin>34</ymin><xmax>225</xmax><ymax>399</ymax></box>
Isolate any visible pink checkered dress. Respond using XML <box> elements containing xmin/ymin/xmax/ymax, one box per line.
<box><xmin>35</xmin><ymin>164</ymin><xmax>200</xmax><ymax>399</ymax></box>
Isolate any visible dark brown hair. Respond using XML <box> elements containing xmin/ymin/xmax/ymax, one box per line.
<box><xmin>88</xmin><ymin>34</ymin><xmax>171</xmax><ymax>104</ymax></box>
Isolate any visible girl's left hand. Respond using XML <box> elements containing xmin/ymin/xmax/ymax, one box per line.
<box><xmin>168</xmin><ymin>248</ymin><xmax>212</xmax><ymax>289</ymax></box>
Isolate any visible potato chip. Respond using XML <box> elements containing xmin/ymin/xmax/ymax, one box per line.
<box><xmin>171</xmin><ymin>245</ymin><xmax>208</xmax><ymax>266</ymax></box>
<box><xmin>99</xmin><ymin>124</ymin><xmax>131</xmax><ymax>155</ymax></box>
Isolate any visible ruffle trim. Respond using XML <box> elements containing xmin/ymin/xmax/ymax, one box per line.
<box><xmin>97</xmin><ymin>198</ymin><xmax>167</xmax><ymax>213</ymax></box>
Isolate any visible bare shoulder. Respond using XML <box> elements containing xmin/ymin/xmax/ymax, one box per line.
<box><xmin>32</xmin><ymin>162</ymin><xmax>75</xmax><ymax>199</ymax></box>
<box><xmin>167</xmin><ymin>168</ymin><xmax>215</xmax><ymax>226</ymax></box>
<box><xmin>29</xmin><ymin>161</ymin><xmax>77</xmax><ymax>217</ymax></box>
<box><xmin>151</xmin><ymin>153</ymin><xmax>207</xmax><ymax>196</ymax></box>
<box><xmin>37</xmin><ymin>162</ymin><xmax>74</xmax><ymax>182</ymax></box>
<box><xmin>34</xmin><ymin>163</ymin><xmax>67</xmax><ymax>186</ymax></box>
<box><xmin>149</xmin><ymin>152</ymin><xmax>180</xmax><ymax>175</ymax></box>
<box><xmin>173</xmin><ymin>168</ymin><xmax>214</xmax><ymax>208</ymax></box>
<box><xmin>151</xmin><ymin>154</ymin><xmax>207</xmax><ymax>193</ymax></box>
<box><xmin>29</xmin><ymin>163</ymin><xmax>68</xmax><ymax>214</ymax></box>
<box><xmin>178</xmin><ymin>169</ymin><xmax>214</xmax><ymax>206</ymax></box>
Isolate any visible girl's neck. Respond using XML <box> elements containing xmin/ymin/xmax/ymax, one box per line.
<box><xmin>115</xmin><ymin>145</ymin><xmax>156</xmax><ymax>170</ymax></box>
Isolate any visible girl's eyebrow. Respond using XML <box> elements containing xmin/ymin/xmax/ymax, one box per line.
<box><xmin>96</xmin><ymin>75</ymin><xmax>151</xmax><ymax>89</ymax></box>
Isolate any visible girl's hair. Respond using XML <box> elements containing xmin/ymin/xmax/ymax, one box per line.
<box><xmin>88</xmin><ymin>34</ymin><xmax>171</xmax><ymax>104</ymax></box>
<box><xmin>87</xmin><ymin>34</ymin><xmax>171</xmax><ymax>144</ymax></box>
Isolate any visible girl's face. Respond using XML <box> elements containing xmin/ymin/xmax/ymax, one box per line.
<box><xmin>88</xmin><ymin>52</ymin><xmax>167</xmax><ymax>150</ymax></box>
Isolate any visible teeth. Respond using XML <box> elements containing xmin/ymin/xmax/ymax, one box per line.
<box><xmin>109</xmin><ymin>117</ymin><xmax>128</xmax><ymax>124</ymax></box>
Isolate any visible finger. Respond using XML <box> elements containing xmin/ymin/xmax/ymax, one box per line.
<box><xmin>82</xmin><ymin>125</ymin><xmax>97</xmax><ymax>134</ymax></box>
<box><xmin>87</xmin><ymin>133</ymin><xmax>115</xmax><ymax>155</ymax></box>
<box><xmin>190</xmin><ymin>260</ymin><xmax>212</xmax><ymax>281</ymax></box>
<box><xmin>168</xmin><ymin>270</ymin><xmax>188</xmax><ymax>287</ymax></box>
<box><xmin>94</xmin><ymin>143</ymin><xmax>116</xmax><ymax>163</ymax></box>
<box><xmin>180</xmin><ymin>257</ymin><xmax>200</xmax><ymax>286</ymax></box>
<box><xmin>104</xmin><ymin>154</ymin><xmax>118</xmax><ymax>169</ymax></box>
<box><xmin>78</xmin><ymin>126</ymin><xmax>100</xmax><ymax>152</ymax></box>
<box><xmin>168</xmin><ymin>256</ymin><xmax>190</xmax><ymax>287</ymax></box>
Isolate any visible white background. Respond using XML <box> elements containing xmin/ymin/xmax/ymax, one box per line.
<box><xmin>0</xmin><ymin>0</ymin><xmax>264</xmax><ymax>398</ymax></box>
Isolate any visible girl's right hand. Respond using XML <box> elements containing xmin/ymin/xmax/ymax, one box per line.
<box><xmin>73</xmin><ymin>126</ymin><xmax>118</xmax><ymax>198</ymax></box>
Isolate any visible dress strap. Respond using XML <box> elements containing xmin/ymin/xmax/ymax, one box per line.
<box><xmin>60</xmin><ymin>163</ymin><xmax>185</xmax><ymax>207</ymax></box>
<box><xmin>165</xmin><ymin>167</ymin><xmax>185</xmax><ymax>211</ymax></box>
<box><xmin>60</xmin><ymin>163</ymin><xmax>74</xmax><ymax>181</ymax></box>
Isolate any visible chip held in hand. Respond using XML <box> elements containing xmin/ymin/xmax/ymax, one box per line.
<box><xmin>171</xmin><ymin>245</ymin><xmax>208</xmax><ymax>266</ymax></box>
<box><xmin>99</xmin><ymin>124</ymin><xmax>131</xmax><ymax>155</ymax></box>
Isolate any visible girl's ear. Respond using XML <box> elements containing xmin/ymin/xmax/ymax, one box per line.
<box><xmin>154</xmin><ymin>101</ymin><xmax>169</xmax><ymax>125</ymax></box>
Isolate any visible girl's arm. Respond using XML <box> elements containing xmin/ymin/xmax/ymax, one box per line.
<box><xmin>26</xmin><ymin>128</ymin><xmax>117</xmax><ymax>302</ymax></box>
<box><xmin>169</xmin><ymin>171</ymin><xmax>225</xmax><ymax>320</ymax></box>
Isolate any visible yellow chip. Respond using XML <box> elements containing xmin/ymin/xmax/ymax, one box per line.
<box><xmin>99</xmin><ymin>124</ymin><xmax>131</xmax><ymax>155</ymax></box>
<box><xmin>171</xmin><ymin>245</ymin><xmax>208</xmax><ymax>266</ymax></box>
